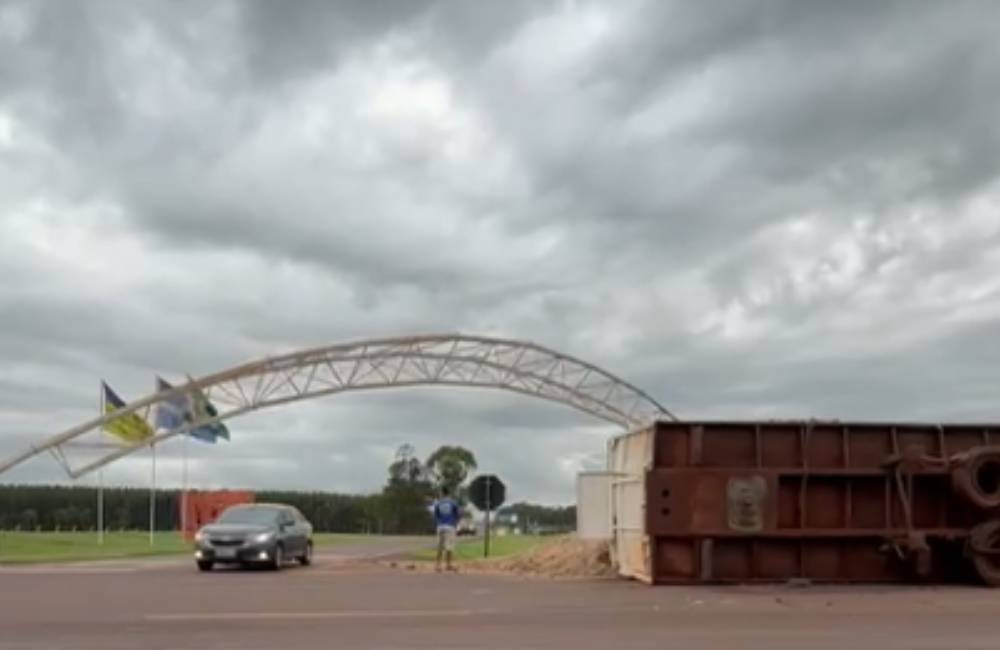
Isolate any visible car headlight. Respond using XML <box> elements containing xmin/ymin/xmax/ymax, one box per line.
<box><xmin>252</xmin><ymin>531</ymin><xmax>275</xmax><ymax>544</ymax></box>
<box><xmin>194</xmin><ymin>530</ymin><xmax>209</xmax><ymax>543</ymax></box>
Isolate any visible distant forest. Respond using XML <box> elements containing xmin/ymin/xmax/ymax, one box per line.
<box><xmin>0</xmin><ymin>484</ymin><xmax>575</xmax><ymax>534</ymax></box>
<box><xmin>0</xmin><ymin>444</ymin><xmax>576</xmax><ymax>534</ymax></box>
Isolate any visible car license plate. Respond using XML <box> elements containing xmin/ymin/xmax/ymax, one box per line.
<box><xmin>215</xmin><ymin>547</ymin><xmax>236</xmax><ymax>559</ymax></box>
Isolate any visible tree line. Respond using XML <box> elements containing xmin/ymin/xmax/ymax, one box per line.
<box><xmin>0</xmin><ymin>484</ymin><xmax>378</xmax><ymax>533</ymax></box>
<box><xmin>498</xmin><ymin>502</ymin><xmax>576</xmax><ymax>533</ymax></box>
<box><xmin>0</xmin><ymin>444</ymin><xmax>576</xmax><ymax>534</ymax></box>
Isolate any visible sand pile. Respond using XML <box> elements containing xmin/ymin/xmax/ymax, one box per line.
<box><xmin>466</xmin><ymin>535</ymin><xmax>615</xmax><ymax>579</ymax></box>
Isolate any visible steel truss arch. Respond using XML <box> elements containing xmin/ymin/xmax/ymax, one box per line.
<box><xmin>0</xmin><ymin>333</ymin><xmax>674</xmax><ymax>479</ymax></box>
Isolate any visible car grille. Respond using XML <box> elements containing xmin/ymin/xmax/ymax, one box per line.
<box><xmin>210</xmin><ymin>538</ymin><xmax>244</xmax><ymax>546</ymax></box>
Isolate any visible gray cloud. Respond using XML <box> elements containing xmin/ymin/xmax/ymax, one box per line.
<box><xmin>2</xmin><ymin>0</ymin><xmax>999</xmax><ymax>504</ymax></box>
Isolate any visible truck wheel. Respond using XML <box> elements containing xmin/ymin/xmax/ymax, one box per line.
<box><xmin>952</xmin><ymin>447</ymin><xmax>1000</xmax><ymax>509</ymax></box>
<box><xmin>969</xmin><ymin>520</ymin><xmax>1000</xmax><ymax>586</ymax></box>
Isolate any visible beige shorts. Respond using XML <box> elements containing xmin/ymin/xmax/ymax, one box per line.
<box><xmin>437</xmin><ymin>526</ymin><xmax>456</xmax><ymax>552</ymax></box>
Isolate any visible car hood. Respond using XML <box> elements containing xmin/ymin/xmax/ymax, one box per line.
<box><xmin>199</xmin><ymin>523</ymin><xmax>273</xmax><ymax>537</ymax></box>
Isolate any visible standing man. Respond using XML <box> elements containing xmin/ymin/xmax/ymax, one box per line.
<box><xmin>432</xmin><ymin>486</ymin><xmax>461</xmax><ymax>572</ymax></box>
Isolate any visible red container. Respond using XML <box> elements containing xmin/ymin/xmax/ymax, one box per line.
<box><xmin>611</xmin><ymin>420</ymin><xmax>1000</xmax><ymax>585</ymax></box>
<box><xmin>180</xmin><ymin>490</ymin><xmax>254</xmax><ymax>541</ymax></box>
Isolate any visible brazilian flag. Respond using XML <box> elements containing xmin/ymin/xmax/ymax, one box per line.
<box><xmin>102</xmin><ymin>382</ymin><xmax>154</xmax><ymax>443</ymax></box>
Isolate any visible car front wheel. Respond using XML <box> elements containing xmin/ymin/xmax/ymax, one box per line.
<box><xmin>299</xmin><ymin>542</ymin><xmax>313</xmax><ymax>566</ymax></box>
<box><xmin>270</xmin><ymin>544</ymin><xmax>283</xmax><ymax>571</ymax></box>
<box><xmin>197</xmin><ymin>560</ymin><xmax>213</xmax><ymax>572</ymax></box>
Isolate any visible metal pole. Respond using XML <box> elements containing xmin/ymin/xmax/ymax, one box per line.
<box><xmin>484</xmin><ymin>476</ymin><xmax>491</xmax><ymax>558</ymax></box>
<box><xmin>98</xmin><ymin>382</ymin><xmax>104</xmax><ymax>546</ymax></box>
<box><xmin>180</xmin><ymin>431</ymin><xmax>189</xmax><ymax>540</ymax></box>
<box><xmin>149</xmin><ymin>442</ymin><xmax>156</xmax><ymax>547</ymax></box>
<box><xmin>97</xmin><ymin>469</ymin><xmax>104</xmax><ymax>545</ymax></box>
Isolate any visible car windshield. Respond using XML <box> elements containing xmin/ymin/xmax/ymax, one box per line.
<box><xmin>216</xmin><ymin>507</ymin><xmax>280</xmax><ymax>526</ymax></box>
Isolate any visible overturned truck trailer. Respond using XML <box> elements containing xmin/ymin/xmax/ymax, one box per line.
<box><xmin>609</xmin><ymin>420</ymin><xmax>1000</xmax><ymax>585</ymax></box>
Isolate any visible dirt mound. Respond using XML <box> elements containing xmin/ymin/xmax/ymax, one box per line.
<box><xmin>467</xmin><ymin>535</ymin><xmax>615</xmax><ymax>579</ymax></box>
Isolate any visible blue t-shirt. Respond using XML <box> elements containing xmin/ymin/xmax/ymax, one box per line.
<box><xmin>433</xmin><ymin>498</ymin><xmax>460</xmax><ymax>528</ymax></box>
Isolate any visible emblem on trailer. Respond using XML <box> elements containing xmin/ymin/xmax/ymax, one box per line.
<box><xmin>726</xmin><ymin>476</ymin><xmax>767</xmax><ymax>532</ymax></box>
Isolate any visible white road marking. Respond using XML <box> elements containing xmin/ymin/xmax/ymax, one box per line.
<box><xmin>0</xmin><ymin>567</ymin><xmax>138</xmax><ymax>574</ymax></box>
<box><xmin>0</xmin><ymin>556</ymin><xmax>186</xmax><ymax>574</ymax></box>
<box><xmin>145</xmin><ymin>608</ymin><xmax>501</xmax><ymax>622</ymax></box>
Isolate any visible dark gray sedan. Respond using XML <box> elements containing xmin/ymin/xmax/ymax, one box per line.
<box><xmin>194</xmin><ymin>503</ymin><xmax>313</xmax><ymax>571</ymax></box>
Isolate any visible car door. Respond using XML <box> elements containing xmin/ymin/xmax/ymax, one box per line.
<box><xmin>282</xmin><ymin>509</ymin><xmax>305</xmax><ymax>555</ymax></box>
<box><xmin>293</xmin><ymin>508</ymin><xmax>311</xmax><ymax>549</ymax></box>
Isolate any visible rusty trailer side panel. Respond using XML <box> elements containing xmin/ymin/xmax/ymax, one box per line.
<box><xmin>611</xmin><ymin>420</ymin><xmax>1000</xmax><ymax>585</ymax></box>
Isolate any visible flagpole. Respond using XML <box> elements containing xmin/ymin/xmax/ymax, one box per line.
<box><xmin>181</xmin><ymin>430</ymin><xmax>189</xmax><ymax>539</ymax></box>
<box><xmin>98</xmin><ymin>468</ymin><xmax>104</xmax><ymax>545</ymax></box>
<box><xmin>98</xmin><ymin>382</ymin><xmax>104</xmax><ymax>546</ymax></box>
<box><xmin>150</xmin><ymin>441</ymin><xmax>156</xmax><ymax>547</ymax></box>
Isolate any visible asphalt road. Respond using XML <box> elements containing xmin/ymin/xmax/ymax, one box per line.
<box><xmin>1</xmin><ymin>540</ymin><xmax>998</xmax><ymax>649</ymax></box>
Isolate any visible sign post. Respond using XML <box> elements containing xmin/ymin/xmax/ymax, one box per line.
<box><xmin>484</xmin><ymin>477</ymin><xmax>491</xmax><ymax>558</ymax></box>
<box><xmin>468</xmin><ymin>474</ymin><xmax>506</xmax><ymax>559</ymax></box>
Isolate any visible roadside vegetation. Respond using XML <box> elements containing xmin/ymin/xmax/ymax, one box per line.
<box><xmin>0</xmin><ymin>531</ymin><xmax>380</xmax><ymax>564</ymax></box>
<box><xmin>0</xmin><ymin>531</ymin><xmax>189</xmax><ymax>564</ymax></box>
<box><xmin>0</xmin><ymin>445</ymin><xmax>573</xmax><ymax>536</ymax></box>
<box><xmin>0</xmin><ymin>443</ymin><xmax>574</xmax><ymax>565</ymax></box>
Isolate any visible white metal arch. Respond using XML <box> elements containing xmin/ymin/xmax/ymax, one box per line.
<box><xmin>0</xmin><ymin>333</ymin><xmax>674</xmax><ymax>479</ymax></box>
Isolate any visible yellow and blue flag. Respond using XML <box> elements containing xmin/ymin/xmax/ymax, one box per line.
<box><xmin>102</xmin><ymin>382</ymin><xmax>154</xmax><ymax>444</ymax></box>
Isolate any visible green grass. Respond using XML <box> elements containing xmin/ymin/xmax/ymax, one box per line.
<box><xmin>313</xmin><ymin>533</ymin><xmax>375</xmax><ymax>547</ymax></box>
<box><xmin>0</xmin><ymin>531</ymin><xmax>190</xmax><ymax>564</ymax></box>
<box><xmin>411</xmin><ymin>534</ymin><xmax>547</xmax><ymax>562</ymax></box>
<box><xmin>0</xmin><ymin>531</ymin><xmax>403</xmax><ymax>565</ymax></box>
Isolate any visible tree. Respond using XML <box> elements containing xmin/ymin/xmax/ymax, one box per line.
<box><xmin>53</xmin><ymin>505</ymin><xmax>88</xmax><ymax>531</ymax></box>
<box><xmin>379</xmin><ymin>444</ymin><xmax>435</xmax><ymax>534</ymax></box>
<box><xmin>19</xmin><ymin>509</ymin><xmax>38</xmax><ymax>531</ymax></box>
<box><xmin>425</xmin><ymin>445</ymin><xmax>478</xmax><ymax>496</ymax></box>
<box><xmin>388</xmin><ymin>444</ymin><xmax>428</xmax><ymax>487</ymax></box>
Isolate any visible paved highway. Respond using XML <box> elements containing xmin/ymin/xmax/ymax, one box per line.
<box><xmin>1</xmin><ymin>541</ymin><xmax>997</xmax><ymax>649</ymax></box>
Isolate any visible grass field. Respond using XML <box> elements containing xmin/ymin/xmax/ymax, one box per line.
<box><xmin>411</xmin><ymin>534</ymin><xmax>546</xmax><ymax>562</ymax></box>
<box><xmin>0</xmin><ymin>531</ymin><xmax>383</xmax><ymax>565</ymax></box>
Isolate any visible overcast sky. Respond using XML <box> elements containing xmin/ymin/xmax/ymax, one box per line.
<box><xmin>1</xmin><ymin>1</ymin><xmax>999</xmax><ymax>504</ymax></box>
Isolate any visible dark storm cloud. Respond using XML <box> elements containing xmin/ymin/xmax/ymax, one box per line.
<box><xmin>237</xmin><ymin>0</ymin><xmax>436</xmax><ymax>82</ymax></box>
<box><xmin>459</xmin><ymin>0</ymin><xmax>1000</xmax><ymax>262</ymax></box>
<box><xmin>628</xmin><ymin>316</ymin><xmax>1000</xmax><ymax>423</ymax></box>
<box><xmin>2</xmin><ymin>0</ymin><xmax>999</xmax><ymax>502</ymax></box>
